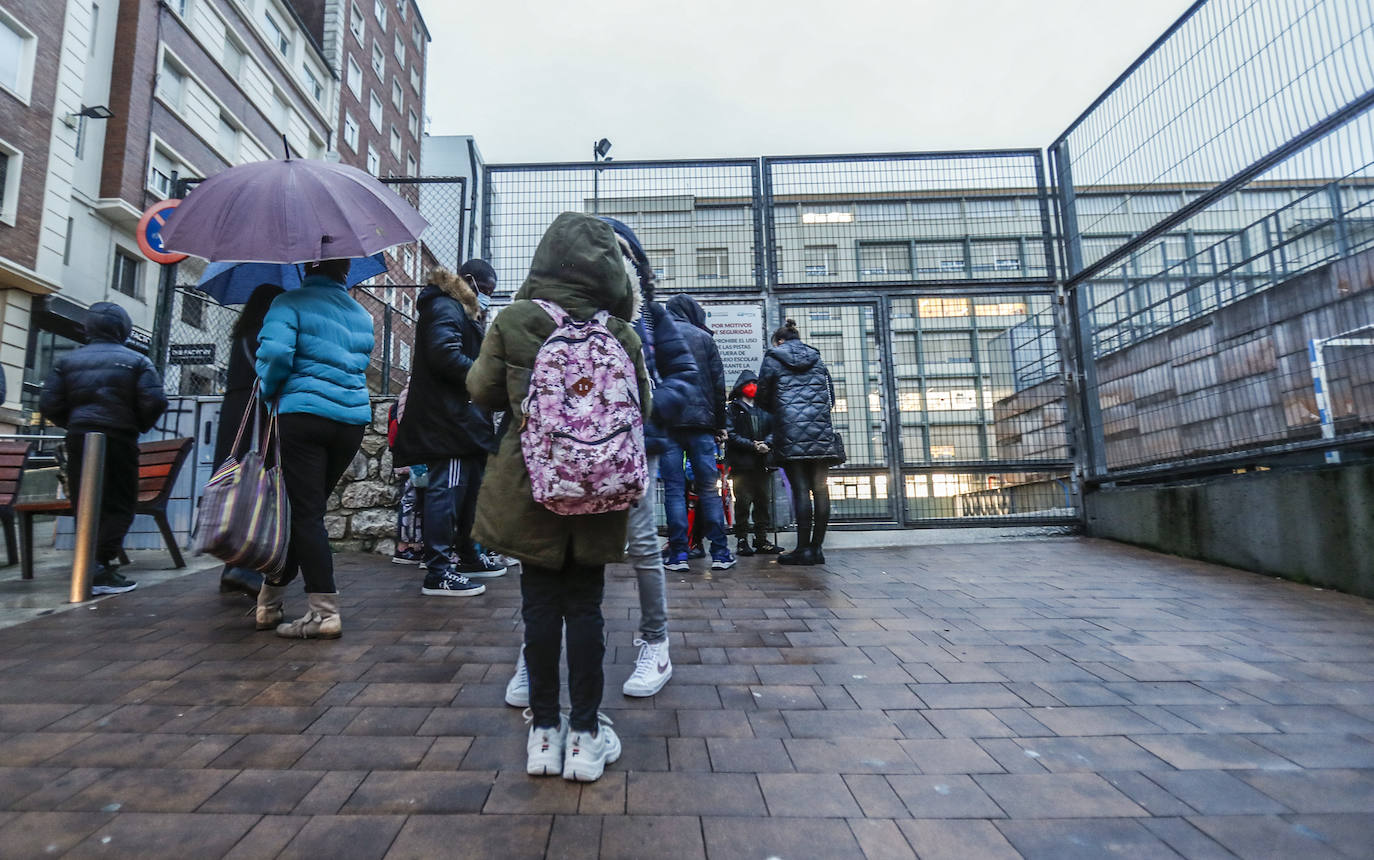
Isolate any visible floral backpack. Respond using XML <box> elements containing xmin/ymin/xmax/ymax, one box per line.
<box><xmin>520</xmin><ymin>299</ymin><xmax>647</xmax><ymax>516</ymax></box>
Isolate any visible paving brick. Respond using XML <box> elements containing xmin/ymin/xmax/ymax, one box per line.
<box><xmin>1234</xmin><ymin>768</ymin><xmax>1374</xmax><ymax>813</ymax></box>
<box><xmin>977</xmin><ymin>773</ymin><xmax>1148</xmax><ymax>818</ymax></box>
<box><xmin>703</xmin><ymin>817</ymin><xmax>864</xmax><ymax>860</ymax></box>
<box><xmin>995</xmin><ymin>818</ymin><xmax>1180</xmax><ymax>860</ymax></box>
<box><xmin>758</xmin><ymin>773</ymin><xmax>861</xmax><ymax>817</ymax></box>
<box><xmin>599</xmin><ymin>816</ymin><xmax>704</xmax><ymax>860</ymax></box>
<box><xmin>897</xmin><ymin>820</ymin><xmax>1020</xmax><ymax>860</ymax></box>
<box><xmin>1187</xmin><ymin>814</ymin><xmax>1348</xmax><ymax>860</ymax></box>
<box><xmin>277</xmin><ymin>814</ymin><xmax>405</xmax><ymax>860</ymax></box>
<box><xmin>885</xmin><ymin>775</ymin><xmax>1005</xmax><ymax>818</ymax></box>
<box><xmin>626</xmin><ymin>772</ymin><xmax>766</xmax><ymax>816</ymax></box>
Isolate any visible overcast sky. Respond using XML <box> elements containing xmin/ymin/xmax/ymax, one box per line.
<box><xmin>421</xmin><ymin>0</ymin><xmax>1193</xmax><ymax>164</ymax></box>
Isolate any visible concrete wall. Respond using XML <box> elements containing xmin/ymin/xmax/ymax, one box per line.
<box><xmin>1085</xmin><ymin>464</ymin><xmax>1374</xmax><ymax>598</ymax></box>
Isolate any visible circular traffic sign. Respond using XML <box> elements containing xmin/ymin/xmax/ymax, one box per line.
<box><xmin>136</xmin><ymin>199</ymin><xmax>189</xmax><ymax>265</ymax></box>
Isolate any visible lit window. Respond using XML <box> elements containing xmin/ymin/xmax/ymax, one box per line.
<box><xmin>393</xmin><ymin>33</ymin><xmax>405</xmax><ymax>64</ymax></box>
<box><xmin>342</xmin><ymin>113</ymin><xmax>359</xmax><ymax>151</ymax></box>
<box><xmin>371</xmin><ymin>41</ymin><xmax>385</xmax><ymax>77</ymax></box>
<box><xmin>349</xmin><ymin>1</ymin><xmax>365</xmax><ymax>42</ymax></box>
<box><xmin>263</xmin><ymin>10</ymin><xmax>289</xmax><ymax>55</ymax></box>
<box><xmin>368</xmin><ymin>91</ymin><xmax>383</xmax><ymax>129</ymax></box>
<box><xmin>300</xmin><ymin>64</ymin><xmax>322</xmax><ymax>101</ymax></box>
<box><xmin>391</xmin><ymin>79</ymin><xmax>403</xmax><ymax>110</ymax></box>
<box><xmin>407</xmin><ymin>109</ymin><xmax>419</xmax><ymax>138</ymax></box>
<box><xmin>111</xmin><ymin>249</ymin><xmax>142</xmax><ymax>299</ymax></box>
<box><xmin>389</xmin><ymin>125</ymin><xmax>401</xmax><ymax>158</ymax></box>
<box><xmin>696</xmin><ymin>248</ymin><xmax>728</xmax><ymax>280</ymax></box>
<box><xmin>973</xmin><ymin>301</ymin><xmax>1027</xmax><ymax>317</ymax></box>
<box><xmin>346</xmin><ymin>55</ymin><xmax>363</xmax><ymax>98</ymax></box>
<box><xmin>366</xmin><ymin>144</ymin><xmax>380</xmax><ymax>175</ymax></box>
<box><xmin>803</xmin><ymin>245</ymin><xmax>837</xmax><ymax>277</ymax></box>
<box><xmin>373</xmin><ymin>0</ymin><xmax>386</xmax><ymax>27</ymax></box>
<box><xmin>917</xmin><ymin>298</ymin><xmax>970</xmax><ymax>318</ymax></box>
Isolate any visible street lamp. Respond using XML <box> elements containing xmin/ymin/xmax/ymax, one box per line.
<box><xmin>64</xmin><ymin>104</ymin><xmax>114</xmax><ymax>129</ymax></box>
<box><xmin>592</xmin><ymin>138</ymin><xmax>612</xmax><ymax>214</ymax></box>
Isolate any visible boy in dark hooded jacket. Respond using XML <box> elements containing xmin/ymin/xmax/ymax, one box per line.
<box><xmin>726</xmin><ymin>370</ymin><xmax>783</xmax><ymax>556</ymax></box>
<box><xmin>40</xmin><ymin>302</ymin><xmax>167</xmax><ymax>594</ymax></box>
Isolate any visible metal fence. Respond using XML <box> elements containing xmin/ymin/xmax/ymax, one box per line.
<box><xmin>484</xmin><ymin>154</ymin><xmax>1075</xmax><ymax>526</ymax></box>
<box><xmin>1054</xmin><ymin>0</ymin><xmax>1374</xmax><ymax>480</ymax></box>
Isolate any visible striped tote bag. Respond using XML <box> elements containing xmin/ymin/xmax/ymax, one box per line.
<box><xmin>194</xmin><ymin>386</ymin><xmax>291</xmax><ymax>576</ymax></box>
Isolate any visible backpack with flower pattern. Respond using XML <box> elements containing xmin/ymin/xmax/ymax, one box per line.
<box><xmin>520</xmin><ymin>299</ymin><xmax>647</xmax><ymax>516</ymax></box>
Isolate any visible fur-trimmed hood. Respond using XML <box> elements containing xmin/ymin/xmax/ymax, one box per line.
<box><xmin>423</xmin><ymin>266</ymin><xmax>480</xmax><ymax>319</ymax></box>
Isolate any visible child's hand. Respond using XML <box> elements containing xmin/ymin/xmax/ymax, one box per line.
<box><xmin>755</xmin><ymin>441</ymin><xmax>770</xmax><ymax>453</ymax></box>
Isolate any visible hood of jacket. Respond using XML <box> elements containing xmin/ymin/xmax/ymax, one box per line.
<box><xmin>768</xmin><ymin>339</ymin><xmax>820</xmax><ymax>372</ymax></box>
<box><xmin>86</xmin><ymin>302</ymin><xmax>133</xmax><ymax>344</ymax></box>
<box><xmin>422</xmin><ymin>267</ymin><xmax>480</xmax><ymax>318</ymax></box>
<box><xmin>730</xmin><ymin>368</ymin><xmax>758</xmax><ymax>398</ymax></box>
<box><xmin>665</xmin><ymin>294</ymin><xmax>711</xmax><ymax>333</ymax></box>
<box><xmin>513</xmin><ymin>212</ymin><xmax>638</xmax><ymax>321</ymax></box>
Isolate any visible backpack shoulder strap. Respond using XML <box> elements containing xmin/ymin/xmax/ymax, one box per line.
<box><xmin>529</xmin><ymin>299</ymin><xmax>567</xmax><ymax>325</ymax></box>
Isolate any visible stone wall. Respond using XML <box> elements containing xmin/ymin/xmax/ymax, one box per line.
<box><xmin>325</xmin><ymin>397</ymin><xmax>402</xmax><ymax>556</ymax></box>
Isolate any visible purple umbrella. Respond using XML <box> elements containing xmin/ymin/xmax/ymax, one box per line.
<box><xmin>158</xmin><ymin>158</ymin><xmax>428</xmax><ymax>263</ymax></box>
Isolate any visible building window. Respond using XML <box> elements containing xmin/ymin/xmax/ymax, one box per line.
<box><xmin>301</xmin><ymin>64</ymin><xmax>323</xmax><ymax>102</ymax></box>
<box><xmin>0</xmin><ymin>9</ymin><xmax>36</xmax><ymax>101</ymax></box>
<box><xmin>804</xmin><ymin>245</ymin><xmax>837</xmax><ymax>277</ymax></box>
<box><xmin>393</xmin><ymin>33</ymin><xmax>405</xmax><ymax>64</ymax></box>
<box><xmin>696</xmin><ymin>248</ymin><xmax>728</xmax><ymax>280</ymax></box>
<box><xmin>346</xmin><ymin>55</ymin><xmax>363</xmax><ymax>98</ymax></box>
<box><xmin>371</xmin><ymin>40</ymin><xmax>385</xmax><ymax>77</ymax></box>
<box><xmin>396</xmin><ymin>0</ymin><xmax>407</xmax><ymax>21</ymax></box>
<box><xmin>407</xmin><ymin>109</ymin><xmax>419</xmax><ymax>138</ymax></box>
<box><xmin>147</xmin><ymin>147</ymin><xmax>178</xmax><ymax>197</ymax></box>
<box><xmin>217</xmin><ymin>113</ymin><xmax>239</xmax><ymax>159</ymax></box>
<box><xmin>801</xmin><ymin>206</ymin><xmax>853</xmax><ymax>224</ymax></box>
<box><xmin>343</xmin><ymin>113</ymin><xmax>359</xmax><ymax>151</ymax></box>
<box><xmin>373</xmin><ymin>0</ymin><xmax>387</xmax><ymax>28</ymax></box>
<box><xmin>0</xmin><ymin>143</ymin><xmax>21</xmax><ymax>226</ymax></box>
<box><xmin>181</xmin><ymin>289</ymin><xmax>204</xmax><ymax>328</ymax></box>
<box><xmin>223</xmin><ymin>34</ymin><xmax>247</xmax><ymax>76</ymax></box>
<box><xmin>389</xmin><ymin>126</ymin><xmax>402</xmax><ymax>158</ymax></box>
<box><xmin>406</xmin><ymin>153</ymin><xmax>417</xmax><ymax>176</ymax></box>
<box><xmin>111</xmin><ymin>250</ymin><xmax>142</xmax><ymax>299</ymax></box>
<box><xmin>349</xmin><ymin>1</ymin><xmax>365</xmax><ymax>43</ymax></box>
<box><xmin>409</xmin><ymin>65</ymin><xmax>421</xmax><ymax>93</ymax></box>
<box><xmin>391</xmin><ymin>79</ymin><xmax>403</xmax><ymax>110</ymax></box>
<box><xmin>263</xmin><ymin>10</ymin><xmax>289</xmax><ymax>56</ymax></box>
<box><xmin>648</xmin><ymin>250</ymin><xmax>674</xmax><ymax>282</ymax></box>
<box><xmin>157</xmin><ymin>56</ymin><xmax>187</xmax><ymax>109</ymax></box>
<box><xmin>366</xmin><ymin>145</ymin><xmax>380</xmax><ymax>175</ymax></box>
<box><xmin>858</xmin><ymin>243</ymin><xmax>911</xmax><ymax>277</ymax></box>
<box><xmin>368</xmin><ymin>91</ymin><xmax>383</xmax><ymax>129</ymax></box>
<box><xmin>89</xmin><ymin>4</ymin><xmax>101</xmax><ymax>56</ymax></box>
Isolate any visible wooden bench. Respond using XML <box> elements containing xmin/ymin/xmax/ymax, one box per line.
<box><xmin>0</xmin><ymin>440</ymin><xmax>32</xmax><ymax>567</ymax></box>
<box><xmin>15</xmin><ymin>437</ymin><xmax>194</xmax><ymax>580</ymax></box>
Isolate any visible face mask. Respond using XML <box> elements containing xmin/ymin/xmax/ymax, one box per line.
<box><xmin>477</xmin><ymin>292</ymin><xmax>492</xmax><ymax>311</ymax></box>
<box><xmin>741</xmin><ymin>383</ymin><xmax>758</xmax><ymax>398</ymax></box>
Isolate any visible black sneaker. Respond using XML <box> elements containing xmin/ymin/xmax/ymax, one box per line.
<box><xmin>754</xmin><ymin>540</ymin><xmax>784</xmax><ymax>555</ymax></box>
<box><xmin>736</xmin><ymin>539</ymin><xmax>755</xmax><ymax>557</ymax></box>
<box><xmin>776</xmin><ymin>547</ymin><xmax>817</xmax><ymax>566</ymax></box>
<box><xmin>391</xmin><ymin>547</ymin><xmax>423</xmax><ymax>565</ymax></box>
<box><xmin>421</xmin><ymin>569</ymin><xmax>487</xmax><ymax>597</ymax></box>
<box><xmin>687</xmin><ymin>546</ymin><xmax>706</xmax><ymax>560</ymax></box>
<box><xmin>455</xmin><ymin>554</ymin><xmax>507</xmax><ymax>578</ymax></box>
<box><xmin>92</xmin><ymin>566</ymin><xmax>137</xmax><ymax>595</ymax></box>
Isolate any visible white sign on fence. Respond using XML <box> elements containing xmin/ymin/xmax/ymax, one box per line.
<box><xmin>703</xmin><ymin>303</ymin><xmax>766</xmax><ymax>386</ymax></box>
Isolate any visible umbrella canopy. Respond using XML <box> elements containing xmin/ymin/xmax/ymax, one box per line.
<box><xmin>158</xmin><ymin>158</ymin><xmax>429</xmax><ymax>263</ymax></box>
<box><xmin>196</xmin><ymin>253</ymin><xmax>388</xmax><ymax>305</ymax></box>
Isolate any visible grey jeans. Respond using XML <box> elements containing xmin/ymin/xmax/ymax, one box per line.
<box><xmin>626</xmin><ymin>454</ymin><xmax>668</xmax><ymax>643</ymax></box>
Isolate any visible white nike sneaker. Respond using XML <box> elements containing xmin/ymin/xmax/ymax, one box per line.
<box><xmin>562</xmin><ymin>712</ymin><xmax>621</xmax><ymax>783</ymax></box>
<box><xmin>622</xmin><ymin>637</ymin><xmax>672</xmax><ymax>697</ymax></box>
<box><xmin>525</xmin><ymin>710</ymin><xmax>568</xmax><ymax>777</ymax></box>
<box><xmin>505</xmin><ymin>644</ymin><xmax>529</xmax><ymax>708</ymax></box>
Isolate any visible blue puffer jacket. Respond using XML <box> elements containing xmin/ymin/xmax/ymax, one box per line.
<box><xmin>636</xmin><ymin>301</ymin><xmax>698</xmax><ymax>455</ymax></box>
<box><xmin>256</xmin><ymin>275</ymin><xmax>375</xmax><ymax>425</ymax></box>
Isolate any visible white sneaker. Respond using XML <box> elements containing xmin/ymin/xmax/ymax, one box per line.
<box><xmin>562</xmin><ymin>713</ymin><xmax>621</xmax><ymax>783</ymax></box>
<box><xmin>622</xmin><ymin>637</ymin><xmax>672</xmax><ymax>697</ymax></box>
<box><xmin>505</xmin><ymin>644</ymin><xmax>529</xmax><ymax>708</ymax></box>
<box><xmin>525</xmin><ymin>710</ymin><xmax>568</xmax><ymax>777</ymax></box>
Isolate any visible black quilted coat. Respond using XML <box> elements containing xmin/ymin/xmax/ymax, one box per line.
<box><xmin>755</xmin><ymin>339</ymin><xmax>846</xmax><ymax>464</ymax></box>
<box><xmin>39</xmin><ymin>302</ymin><xmax>167</xmax><ymax>435</ymax></box>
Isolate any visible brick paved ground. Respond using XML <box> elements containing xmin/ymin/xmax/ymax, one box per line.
<box><xmin>0</xmin><ymin>537</ymin><xmax>1371</xmax><ymax>858</ymax></box>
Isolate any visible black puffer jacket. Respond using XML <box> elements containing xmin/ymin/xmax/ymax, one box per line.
<box><xmin>392</xmin><ymin>270</ymin><xmax>497</xmax><ymax>465</ymax></box>
<box><xmin>39</xmin><ymin>302</ymin><xmax>167</xmax><ymax>436</ymax></box>
<box><xmin>725</xmin><ymin>369</ymin><xmax>774</xmax><ymax>471</ymax></box>
<box><xmin>756</xmin><ymin>339</ymin><xmax>846</xmax><ymax>464</ymax></box>
<box><xmin>665</xmin><ymin>294</ymin><xmax>725</xmax><ymax>433</ymax></box>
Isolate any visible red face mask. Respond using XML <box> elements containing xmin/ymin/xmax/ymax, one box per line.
<box><xmin>741</xmin><ymin>383</ymin><xmax>758</xmax><ymax>398</ymax></box>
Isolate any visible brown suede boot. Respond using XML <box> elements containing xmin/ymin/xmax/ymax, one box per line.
<box><xmin>255</xmin><ymin>583</ymin><xmax>287</xmax><ymax>631</ymax></box>
<box><xmin>275</xmin><ymin>592</ymin><xmax>342</xmax><ymax>639</ymax></box>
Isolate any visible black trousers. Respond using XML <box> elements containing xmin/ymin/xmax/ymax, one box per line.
<box><xmin>275</xmin><ymin>413</ymin><xmax>364</xmax><ymax>593</ymax></box>
<box><xmin>422</xmin><ymin>456</ymin><xmax>485</xmax><ymax>569</ymax></box>
<box><xmin>732</xmin><ymin>468</ymin><xmax>772</xmax><ymax>542</ymax></box>
<box><xmin>66</xmin><ymin>430</ymin><xmax>139</xmax><ymax>566</ymax></box>
<box><xmin>783</xmin><ymin>460</ymin><xmax>831</xmax><ymax>550</ymax></box>
<box><xmin>521</xmin><ymin>560</ymin><xmax>606</xmax><ymax>733</ymax></box>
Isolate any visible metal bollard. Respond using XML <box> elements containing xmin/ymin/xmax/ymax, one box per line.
<box><xmin>70</xmin><ymin>433</ymin><xmax>106</xmax><ymax>603</ymax></box>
